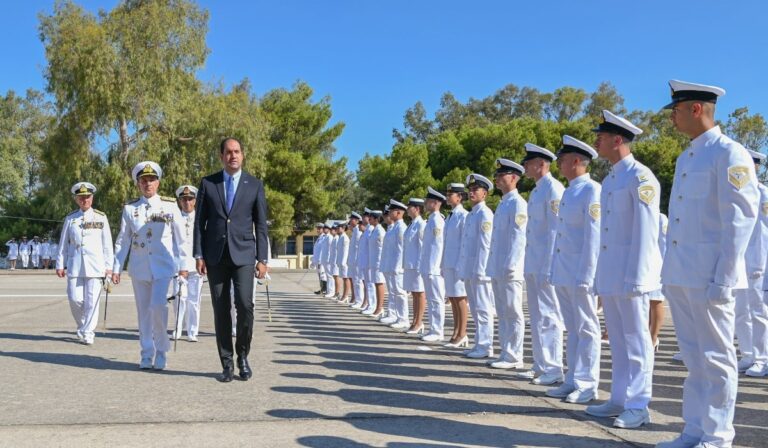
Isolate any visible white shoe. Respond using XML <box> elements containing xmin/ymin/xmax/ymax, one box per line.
<box><xmin>380</xmin><ymin>316</ymin><xmax>397</xmax><ymax>325</ymax></box>
<box><xmin>350</xmin><ymin>303</ymin><xmax>362</xmax><ymax>309</ymax></box>
<box><xmin>545</xmin><ymin>383</ymin><xmax>576</xmax><ymax>398</ymax></box>
<box><xmin>565</xmin><ymin>388</ymin><xmax>598</xmax><ymax>404</ymax></box>
<box><xmin>613</xmin><ymin>408</ymin><xmax>650</xmax><ymax>428</ymax></box>
<box><xmin>390</xmin><ymin>321</ymin><xmax>409</xmax><ymax>330</ymax></box>
<box><xmin>465</xmin><ymin>349</ymin><xmax>494</xmax><ymax>359</ymax></box>
<box><xmin>76</xmin><ymin>330</ymin><xmax>84</xmax><ymax>341</ymax></box>
<box><xmin>511</xmin><ymin>369</ymin><xmax>536</xmax><ymax>379</ymax></box>
<box><xmin>405</xmin><ymin>325</ymin><xmax>424</xmax><ymax>335</ymax></box>
<box><xmin>187</xmin><ymin>335</ymin><xmax>198</xmax><ymax>342</ymax></box>
<box><xmin>444</xmin><ymin>336</ymin><xmax>469</xmax><ymax>348</ymax></box>
<box><xmin>421</xmin><ymin>334</ymin><xmax>444</xmax><ymax>342</ymax></box>
<box><xmin>489</xmin><ymin>360</ymin><xmax>524</xmax><ymax>370</ymax></box>
<box><xmin>746</xmin><ymin>361</ymin><xmax>768</xmax><ymax>377</ymax></box>
<box><xmin>323</xmin><ymin>292</ymin><xmax>335</xmax><ymax>298</ymax></box>
<box><xmin>532</xmin><ymin>372</ymin><xmax>563</xmax><ymax>385</ymax></box>
<box><xmin>139</xmin><ymin>357</ymin><xmax>153</xmax><ymax>370</ymax></box>
<box><xmin>654</xmin><ymin>433</ymin><xmax>700</xmax><ymax>448</ymax></box>
<box><xmin>672</xmin><ymin>352</ymin><xmax>684</xmax><ymax>362</ymax></box>
<box><xmin>83</xmin><ymin>337</ymin><xmax>94</xmax><ymax>345</ymax></box>
<box><xmin>154</xmin><ymin>352</ymin><xmax>167</xmax><ymax>370</ymax></box>
<box><xmin>738</xmin><ymin>357</ymin><xmax>755</xmax><ymax>373</ymax></box>
<box><xmin>361</xmin><ymin>309</ymin><xmax>374</xmax><ymax>315</ymax></box>
<box><xmin>171</xmin><ymin>331</ymin><xmax>180</xmax><ymax>341</ymax></box>
<box><xmin>585</xmin><ymin>402</ymin><xmax>625</xmax><ymax>418</ymax></box>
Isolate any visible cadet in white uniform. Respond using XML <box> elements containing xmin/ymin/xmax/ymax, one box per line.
<box><xmin>113</xmin><ymin>161</ymin><xmax>185</xmax><ymax>370</ymax></box>
<box><xmin>318</xmin><ymin>224</ymin><xmax>333</xmax><ymax>297</ymax></box>
<box><xmin>365</xmin><ymin>210</ymin><xmax>386</xmax><ymax>316</ymax></box>
<box><xmin>336</xmin><ymin>222</ymin><xmax>350</xmax><ymax>302</ymax></box>
<box><xmin>56</xmin><ymin>182</ymin><xmax>113</xmax><ymax>345</ymax></box>
<box><xmin>486</xmin><ymin>159</ymin><xmax>527</xmax><ymax>369</ymax></box>
<box><xmin>546</xmin><ymin>135</ymin><xmax>602</xmax><ymax>404</ymax></box>
<box><xmin>31</xmin><ymin>237</ymin><xmax>41</xmax><ymax>268</ymax></box>
<box><xmin>586</xmin><ymin>110</ymin><xmax>661</xmax><ymax>428</ymax></box>
<box><xmin>420</xmin><ymin>187</ymin><xmax>446</xmax><ymax>342</ymax></box>
<box><xmin>378</xmin><ymin>206</ymin><xmax>394</xmax><ymax>321</ymax></box>
<box><xmin>326</xmin><ymin>223</ymin><xmax>339</xmax><ymax>299</ymax></box>
<box><xmin>519</xmin><ymin>143</ymin><xmax>566</xmax><ymax>384</ymax></box>
<box><xmin>459</xmin><ymin>174</ymin><xmax>496</xmax><ymax>359</ymax></box>
<box><xmin>734</xmin><ymin>150</ymin><xmax>768</xmax><ymax>377</ymax></box>
<box><xmin>5</xmin><ymin>238</ymin><xmax>18</xmax><ymax>270</ymax></box>
<box><xmin>311</xmin><ymin>223</ymin><xmax>327</xmax><ymax>295</ymax></box>
<box><xmin>41</xmin><ymin>238</ymin><xmax>51</xmax><ymax>269</ymax></box>
<box><xmin>403</xmin><ymin>198</ymin><xmax>427</xmax><ymax>334</ymax></box>
<box><xmin>354</xmin><ymin>210</ymin><xmax>372</xmax><ymax>310</ymax></box>
<box><xmin>650</xmin><ymin>213</ymin><xmax>669</xmax><ymax>352</ymax></box>
<box><xmin>171</xmin><ymin>185</ymin><xmax>204</xmax><ymax>342</ymax></box>
<box><xmin>346</xmin><ymin>213</ymin><xmax>362</xmax><ymax>306</ymax></box>
<box><xmin>658</xmin><ymin>81</ymin><xmax>758</xmax><ymax>448</ymax></box>
<box><xmin>381</xmin><ymin>200</ymin><xmax>408</xmax><ymax>327</ymax></box>
<box><xmin>19</xmin><ymin>237</ymin><xmax>30</xmax><ymax>269</ymax></box>
<box><xmin>442</xmin><ymin>184</ymin><xmax>470</xmax><ymax>348</ymax></box>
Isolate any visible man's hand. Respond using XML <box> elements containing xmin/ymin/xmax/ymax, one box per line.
<box><xmin>112</xmin><ymin>273</ymin><xmax>121</xmax><ymax>285</ymax></box>
<box><xmin>196</xmin><ymin>258</ymin><xmax>207</xmax><ymax>275</ymax></box>
<box><xmin>179</xmin><ymin>270</ymin><xmax>189</xmax><ymax>279</ymax></box>
<box><xmin>255</xmin><ymin>261</ymin><xmax>268</xmax><ymax>279</ymax></box>
<box><xmin>56</xmin><ymin>269</ymin><xmax>66</xmax><ymax>278</ymax></box>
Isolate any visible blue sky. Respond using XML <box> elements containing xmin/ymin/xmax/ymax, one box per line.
<box><xmin>2</xmin><ymin>1</ymin><xmax>767</xmax><ymax>170</ymax></box>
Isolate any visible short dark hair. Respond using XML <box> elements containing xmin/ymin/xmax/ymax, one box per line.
<box><xmin>220</xmin><ymin>137</ymin><xmax>243</xmax><ymax>154</ymax></box>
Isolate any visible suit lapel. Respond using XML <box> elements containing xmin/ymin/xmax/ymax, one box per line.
<box><xmin>215</xmin><ymin>171</ymin><xmax>227</xmax><ymax>216</ymax></box>
<box><xmin>230</xmin><ymin>172</ymin><xmax>249</xmax><ymax>214</ymax></box>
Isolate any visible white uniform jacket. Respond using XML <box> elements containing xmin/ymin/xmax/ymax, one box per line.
<box><xmin>403</xmin><ymin>216</ymin><xmax>425</xmax><ymax>271</ymax></box>
<box><xmin>311</xmin><ymin>233</ymin><xmax>326</xmax><ymax>267</ymax></box>
<box><xmin>662</xmin><ymin>126</ymin><xmax>758</xmax><ymax>290</ymax></box>
<box><xmin>442</xmin><ymin>205</ymin><xmax>468</xmax><ymax>272</ymax></box>
<box><xmin>419</xmin><ymin>212</ymin><xmax>445</xmax><ymax>276</ymax></box>
<box><xmin>56</xmin><ymin>208</ymin><xmax>114</xmax><ymax>278</ymax></box>
<box><xmin>524</xmin><ymin>173</ymin><xmax>564</xmax><ymax>277</ymax></box>
<box><xmin>368</xmin><ymin>224</ymin><xmax>385</xmax><ymax>274</ymax></box>
<box><xmin>595</xmin><ymin>155</ymin><xmax>662</xmax><ymax>297</ymax></box>
<box><xmin>382</xmin><ymin>219</ymin><xmax>406</xmax><ymax>274</ymax></box>
<box><xmin>348</xmin><ymin>227</ymin><xmax>361</xmax><ymax>273</ymax></box>
<box><xmin>335</xmin><ymin>232</ymin><xmax>350</xmax><ymax>269</ymax></box>
<box><xmin>550</xmin><ymin>173</ymin><xmax>601</xmax><ymax>288</ymax></box>
<box><xmin>458</xmin><ymin>202</ymin><xmax>494</xmax><ymax>282</ymax></box>
<box><xmin>487</xmin><ymin>190</ymin><xmax>527</xmax><ymax>280</ymax></box>
<box><xmin>172</xmin><ymin>210</ymin><xmax>197</xmax><ymax>272</ymax></box>
<box><xmin>113</xmin><ymin>195</ymin><xmax>183</xmax><ymax>281</ymax></box>
<box><xmin>358</xmin><ymin>225</ymin><xmax>371</xmax><ymax>272</ymax></box>
<box><xmin>746</xmin><ymin>183</ymin><xmax>768</xmax><ymax>278</ymax></box>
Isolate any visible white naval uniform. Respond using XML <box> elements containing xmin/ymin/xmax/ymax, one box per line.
<box><xmin>662</xmin><ymin>126</ymin><xmax>758</xmax><ymax>447</ymax></box>
<box><xmin>56</xmin><ymin>208</ymin><xmax>113</xmax><ymax>342</ymax></box>
<box><xmin>550</xmin><ymin>173</ymin><xmax>601</xmax><ymax>392</ymax></box>
<box><xmin>367</xmin><ymin>223</ymin><xmax>386</xmax><ymax>312</ymax></box>
<box><xmin>459</xmin><ymin>201</ymin><xmax>495</xmax><ymax>354</ymax></box>
<box><xmin>19</xmin><ymin>241</ymin><xmax>30</xmax><ymax>268</ymax></box>
<box><xmin>328</xmin><ymin>234</ymin><xmax>339</xmax><ymax>277</ymax></box>
<box><xmin>114</xmin><ymin>195</ymin><xmax>183</xmax><ymax>361</ymax></box>
<box><xmin>442</xmin><ymin>205</ymin><xmax>468</xmax><ymax>297</ymax></box>
<box><xmin>420</xmin><ymin>211</ymin><xmax>446</xmax><ymax>337</ymax></box>
<box><xmin>172</xmin><ymin>210</ymin><xmax>205</xmax><ymax>339</ymax></box>
<box><xmin>41</xmin><ymin>242</ymin><xmax>51</xmax><ymax>261</ymax></box>
<box><xmin>312</xmin><ymin>232</ymin><xmax>327</xmax><ymax>282</ymax></box>
<box><xmin>320</xmin><ymin>233</ymin><xmax>336</xmax><ymax>295</ymax></box>
<box><xmin>336</xmin><ymin>232</ymin><xmax>350</xmax><ymax>278</ymax></box>
<box><xmin>403</xmin><ymin>216</ymin><xmax>426</xmax><ymax>292</ymax></box>
<box><xmin>348</xmin><ymin>226</ymin><xmax>363</xmax><ymax>304</ymax></box>
<box><xmin>524</xmin><ymin>172</ymin><xmax>565</xmax><ymax>376</ymax></box>
<box><xmin>595</xmin><ymin>155</ymin><xmax>662</xmax><ymax>411</ymax></box>
<box><xmin>5</xmin><ymin>241</ymin><xmax>19</xmax><ymax>261</ymax></box>
<box><xmin>358</xmin><ymin>225</ymin><xmax>373</xmax><ymax>307</ymax></box>
<box><xmin>487</xmin><ymin>189</ymin><xmax>527</xmax><ymax>364</ymax></box>
<box><xmin>31</xmin><ymin>240</ymin><xmax>40</xmax><ymax>267</ymax></box>
<box><xmin>735</xmin><ymin>183</ymin><xmax>768</xmax><ymax>367</ymax></box>
<box><xmin>382</xmin><ymin>219</ymin><xmax>407</xmax><ymax>323</ymax></box>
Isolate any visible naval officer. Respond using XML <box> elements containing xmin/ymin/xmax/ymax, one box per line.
<box><xmin>420</xmin><ymin>187</ymin><xmax>447</xmax><ymax>342</ymax></box>
<box><xmin>56</xmin><ymin>182</ymin><xmax>113</xmax><ymax>345</ymax></box>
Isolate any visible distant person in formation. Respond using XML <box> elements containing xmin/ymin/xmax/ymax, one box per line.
<box><xmin>346</xmin><ymin>212</ymin><xmax>363</xmax><ymax>306</ymax></box>
<box><xmin>56</xmin><ymin>182</ymin><xmax>113</xmax><ymax>345</ymax></box>
<box><xmin>458</xmin><ymin>173</ymin><xmax>496</xmax><ymax>359</ymax></box>
<box><xmin>486</xmin><ymin>158</ymin><xmax>528</xmax><ymax>370</ymax></box>
<box><xmin>353</xmin><ymin>210</ymin><xmax>372</xmax><ymax>311</ymax></box>
<box><xmin>419</xmin><ymin>187</ymin><xmax>446</xmax><ymax>342</ymax></box>
<box><xmin>377</xmin><ymin>205</ymin><xmax>395</xmax><ymax>321</ymax></box>
<box><xmin>171</xmin><ymin>185</ymin><xmax>204</xmax><ymax>342</ymax></box>
<box><xmin>734</xmin><ymin>150</ymin><xmax>768</xmax><ymax>378</ymax></box>
<box><xmin>335</xmin><ymin>222</ymin><xmax>350</xmax><ymax>302</ymax></box>
<box><xmin>365</xmin><ymin>210</ymin><xmax>386</xmax><ymax>317</ymax></box>
<box><xmin>403</xmin><ymin>198</ymin><xmax>427</xmax><ymax>334</ymax></box>
<box><xmin>381</xmin><ymin>201</ymin><xmax>408</xmax><ymax>328</ymax></box>
<box><xmin>546</xmin><ymin>135</ymin><xmax>602</xmax><ymax>405</ymax></box>
<box><xmin>587</xmin><ymin>110</ymin><xmax>661</xmax><ymax>429</ymax></box>
<box><xmin>30</xmin><ymin>236</ymin><xmax>41</xmax><ymax>269</ymax></box>
<box><xmin>113</xmin><ymin>161</ymin><xmax>184</xmax><ymax>371</ymax></box>
<box><xmin>657</xmin><ymin>80</ymin><xmax>758</xmax><ymax>448</ymax></box>
<box><xmin>311</xmin><ymin>223</ymin><xmax>327</xmax><ymax>295</ymax></box>
<box><xmin>320</xmin><ymin>223</ymin><xmax>335</xmax><ymax>298</ymax></box>
<box><xmin>19</xmin><ymin>236</ymin><xmax>30</xmax><ymax>269</ymax></box>
<box><xmin>326</xmin><ymin>222</ymin><xmax>339</xmax><ymax>299</ymax></box>
<box><xmin>194</xmin><ymin>138</ymin><xmax>269</xmax><ymax>383</ymax></box>
<box><xmin>40</xmin><ymin>238</ymin><xmax>51</xmax><ymax>269</ymax></box>
<box><xmin>5</xmin><ymin>238</ymin><xmax>18</xmax><ymax>270</ymax></box>
<box><xmin>442</xmin><ymin>183</ymin><xmax>469</xmax><ymax>348</ymax></box>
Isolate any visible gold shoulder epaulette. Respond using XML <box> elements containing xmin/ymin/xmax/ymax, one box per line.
<box><xmin>161</xmin><ymin>196</ymin><xmax>176</xmax><ymax>202</ymax></box>
<box><xmin>93</xmin><ymin>209</ymin><xmax>106</xmax><ymax>216</ymax></box>
<box><xmin>125</xmin><ymin>198</ymin><xmax>140</xmax><ymax>205</ymax></box>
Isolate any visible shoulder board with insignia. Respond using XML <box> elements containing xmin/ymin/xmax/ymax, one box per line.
<box><xmin>93</xmin><ymin>209</ymin><xmax>106</xmax><ymax>216</ymax></box>
<box><xmin>125</xmin><ymin>198</ymin><xmax>140</xmax><ymax>205</ymax></box>
<box><xmin>161</xmin><ymin>196</ymin><xmax>176</xmax><ymax>202</ymax></box>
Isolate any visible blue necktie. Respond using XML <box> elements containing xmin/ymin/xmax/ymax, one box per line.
<box><xmin>226</xmin><ymin>175</ymin><xmax>235</xmax><ymax>213</ymax></box>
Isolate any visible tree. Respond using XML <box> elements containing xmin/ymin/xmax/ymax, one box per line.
<box><xmin>357</xmin><ymin>139</ymin><xmax>435</xmax><ymax>207</ymax></box>
<box><xmin>584</xmin><ymin>82</ymin><xmax>626</xmax><ymax>118</ymax></box>
<box><xmin>543</xmin><ymin>87</ymin><xmax>588</xmax><ymax>122</ymax></box>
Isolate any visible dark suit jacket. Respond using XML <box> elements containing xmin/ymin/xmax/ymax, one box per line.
<box><xmin>193</xmin><ymin>170</ymin><xmax>269</xmax><ymax>266</ymax></box>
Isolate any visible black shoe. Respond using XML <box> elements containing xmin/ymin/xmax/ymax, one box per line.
<box><xmin>238</xmin><ymin>358</ymin><xmax>252</xmax><ymax>381</ymax></box>
<box><xmin>314</xmin><ymin>289</ymin><xmax>323</xmax><ymax>295</ymax></box>
<box><xmin>218</xmin><ymin>367</ymin><xmax>234</xmax><ymax>383</ymax></box>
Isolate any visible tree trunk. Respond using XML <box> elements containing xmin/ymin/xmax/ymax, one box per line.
<box><xmin>118</xmin><ymin>118</ymin><xmax>130</xmax><ymax>160</ymax></box>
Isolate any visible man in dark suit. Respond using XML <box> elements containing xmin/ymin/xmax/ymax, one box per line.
<box><xmin>194</xmin><ymin>137</ymin><xmax>269</xmax><ymax>382</ymax></box>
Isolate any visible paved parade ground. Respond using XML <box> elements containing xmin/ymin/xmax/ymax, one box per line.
<box><xmin>0</xmin><ymin>270</ymin><xmax>766</xmax><ymax>448</ymax></box>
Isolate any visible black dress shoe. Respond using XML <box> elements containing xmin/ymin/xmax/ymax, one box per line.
<box><xmin>218</xmin><ymin>367</ymin><xmax>234</xmax><ymax>383</ymax></box>
<box><xmin>238</xmin><ymin>358</ymin><xmax>252</xmax><ymax>381</ymax></box>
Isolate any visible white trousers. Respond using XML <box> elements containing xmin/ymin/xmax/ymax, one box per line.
<box><xmin>132</xmin><ymin>277</ymin><xmax>172</xmax><ymax>359</ymax></box>
<box><xmin>325</xmin><ymin>263</ymin><xmax>336</xmax><ymax>295</ymax></box>
<box><xmin>317</xmin><ymin>263</ymin><xmax>326</xmax><ymax>282</ymax></box>
<box><xmin>525</xmin><ymin>274</ymin><xmax>564</xmax><ymax>376</ymax></box>
<box><xmin>386</xmin><ymin>272</ymin><xmax>408</xmax><ymax>322</ymax></box>
<box><xmin>492</xmin><ymin>278</ymin><xmax>524</xmax><ymax>363</ymax></box>
<box><xmin>555</xmin><ymin>285</ymin><xmax>600</xmax><ymax>391</ymax></box>
<box><xmin>665</xmin><ymin>285</ymin><xmax>736</xmax><ymax>447</ymax></box>
<box><xmin>174</xmin><ymin>274</ymin><xmax>204</xmax><ymax>338</ymax></box>
<box><xmin>735</xmin><ymin>275</ymin><xmax>768</xmax><ymax>363</ymax></box>
<box><xmin>351</xmin><ymin>277</ymin><xmax>364</xmax><ymax>306</ymax></box>
<box><xmin>603</xmin><ymin>293</ymin><xmax>654</xmax><ymax>409</ymax></box>
<box><xmin>67</xmin><ymin>277</ymin><xmax>103</xmax><ymax>340</ymax></box>
<box><xmin>365</xmin><ymin>269</ymin><xmax>377</xmax><ymax>313</ymax></box>
<box><xmin>31</xmin><ymin>255</ymin><xmax>39</xmax><ymax>268</ymax></box>
<box><xmin>423</xmin><ymin>274</ymin><xmax>446</xmax><ymax>337</ymax></box>
<box><xmin>20</xmin><ymin>253</ymin><xmax>29</xmax><ymax>268</ymax></box>
<box><xmin>467</xmin><ymin>278</ymin><xmax>495</xmax><ymax>353</ymax></box>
